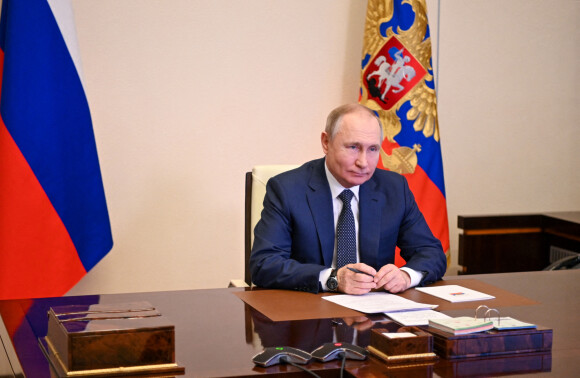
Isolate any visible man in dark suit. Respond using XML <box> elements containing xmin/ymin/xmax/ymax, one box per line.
<box><xmin>250</xmin><ymin>104</ymin><xmax>446</xmax><ymax>294</ymax></box>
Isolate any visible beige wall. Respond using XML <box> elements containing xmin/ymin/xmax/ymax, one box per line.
<box><xmin>67</xmin><ymin>0</ymin><xmax>580</xmax><ymax>296</ymax></box>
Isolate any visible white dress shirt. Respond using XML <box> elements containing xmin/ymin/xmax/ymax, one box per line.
<box><xmin>319</xmin><ymin>162</ymin><xmax>423</xmax><ymax>291</ymax></box>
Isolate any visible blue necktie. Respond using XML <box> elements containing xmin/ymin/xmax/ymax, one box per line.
<box><xmin>336</xmin><ymin>189</ymin><xmax>356</xmax><ymax>269</ymax></box>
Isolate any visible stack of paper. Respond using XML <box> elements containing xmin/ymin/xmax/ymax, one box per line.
<box><xmin>489</xmin><ymin>317</ymin><xmax>537</xmax><ymax>330</ymax></box>
<box><xmin>429</xmin><ymin>316</ymin><xmax>494</xmax><ymax>335</ymax></box>
<box><xmin>385</xmin><ymin>310</ymin><xmax>451</xmax><ymax>326</ymax></box>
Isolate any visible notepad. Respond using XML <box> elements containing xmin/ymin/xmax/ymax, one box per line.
<box><xmin>385</xmin><ymin>309</ymin><xmax>451</xmax><ymax>326</ymax></box>
<box><xmin>416</xmin><ymin>285</ymin><xmax>495</xmax><ymax>302</ymax></box>
<box><xmin>489</xmin><ymin>317</ymin><xmax>537</xmax><ymax>330</ymax></box>
<box><xmin>428</xmin><ymin>316</ymin><xmax>494</xmax><ymax>335</ymax></box>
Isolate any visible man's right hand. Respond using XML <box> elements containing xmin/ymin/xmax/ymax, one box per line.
<box><xmin>337</xmin><ymin>263</ymin><xmax>377</xmax><ymax>295</ymax></box>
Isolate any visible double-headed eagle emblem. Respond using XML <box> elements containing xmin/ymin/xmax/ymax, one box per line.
<box><xmin>360</xmin><ymin>0</ymin><xmax>439</xmax><ymax>174</ymax></box>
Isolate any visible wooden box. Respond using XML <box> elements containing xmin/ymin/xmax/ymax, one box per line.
<box><xmin>426</xmin><ymin>325</ymin><xmax>553</xmax><ymax>359</ymax></box>
<box><xmin>367</xmin><ymin>327</ymin><xmax>438</xmax><ymax>364</ymax></box>
<box><xmin>42</xmin><ymin>301</ymin><xmax>184</xmax><ymax>377</ymax></box>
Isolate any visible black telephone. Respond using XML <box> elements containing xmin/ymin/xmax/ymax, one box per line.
<box><xmin>543</xmin><ymin>255</ymin><xmax>580</xmax><ymax>271</ymax></box>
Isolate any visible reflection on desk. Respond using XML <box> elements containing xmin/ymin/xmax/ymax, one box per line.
<box><xmin>0</xmin><ymin>270</ymin><xmax>578</xmax><ymax>377</ymax></box>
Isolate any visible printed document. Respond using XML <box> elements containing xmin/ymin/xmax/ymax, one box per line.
<box><xmin>322</xmin><ymin>292</ymin><xmax>437</xmax><ymax>314</ymax></box>
<box><xmin>416</xmin><ymin>285</ymin><xmax>495</xmax><ymax>302</ymax></box>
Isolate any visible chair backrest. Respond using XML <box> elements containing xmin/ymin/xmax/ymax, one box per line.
<box><xmin>244</xmin><ymin>165</ymin><xmax>299</xmax><ymax>285</ymax></box>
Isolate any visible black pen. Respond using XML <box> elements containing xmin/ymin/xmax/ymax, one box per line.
<box><xmin>347</xmin><ymin>267</ymin><xmax>375</xmax><ymax>278</ymax></box>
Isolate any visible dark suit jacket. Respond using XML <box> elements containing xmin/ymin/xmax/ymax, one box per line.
<box><xmin>249</xmin><ymin>158</ymin><xmax>446</xmax><ymax>293</ymax></box>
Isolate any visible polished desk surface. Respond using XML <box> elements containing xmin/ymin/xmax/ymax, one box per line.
<box><xmin>1</xmin><ymin>270</ymin><xmax>579</xmax><ymax>377</ymax></box>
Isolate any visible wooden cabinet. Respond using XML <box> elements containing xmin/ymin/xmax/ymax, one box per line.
<box><xmin>458</xmin><ymin>212</ymin><xmax>580</xmax><ymax>274</ymax></box>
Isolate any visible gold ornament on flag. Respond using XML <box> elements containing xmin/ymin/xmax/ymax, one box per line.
<box><xmin>380</xmin><ymin>143</ymin><xmax>421</xmax><ymax>175</ymax></box>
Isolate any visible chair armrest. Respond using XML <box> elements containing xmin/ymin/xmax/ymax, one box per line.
<box><xmin>228</xmin><ymin>279</ymin><xmax>250</xmax><ymax>288</ymax></box>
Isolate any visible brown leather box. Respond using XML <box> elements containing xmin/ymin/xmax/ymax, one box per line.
<box><xmin>368</xmin><ymin>327</ymin><xmax>438</xmax><ymax>364</ymax></box>
<box><xmin>426</xmin><ymin>325</ymin><xmax>553</xmax><ymax>359</ymax></box>
<box><xmin>42</xmin><ymin>301</ymin><xmax>184</xmax><ymax>376</ymax></box>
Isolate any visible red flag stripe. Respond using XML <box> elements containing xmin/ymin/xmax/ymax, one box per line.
<box><xmin>0</xmin><ymin>116</ymin><xmax>86</xmax><ymax>299</ymax></box>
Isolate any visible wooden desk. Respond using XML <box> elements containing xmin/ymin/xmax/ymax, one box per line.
<box><xmin>1</xmin><ymin>270</ymin><xmax>579</xmax><ymax>377</ymax></box>
<box><xmin>458</xmin><ymin>211</ymin><xmax>580</xmax><ymax>274</ymax></box>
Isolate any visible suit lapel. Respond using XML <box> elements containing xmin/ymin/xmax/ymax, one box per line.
<box><xmin>306</xmin><ymin>160</ymin><xmax>335</xmax><ymax>267</ymax></box>
<box><xmin>359</xmin><ymin>177</ymin><xmax>381</xmax><ymax>267</ymax></box>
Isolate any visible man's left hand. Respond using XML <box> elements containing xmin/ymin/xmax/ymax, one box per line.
<box><xmin>374</xmin><ymin>264</ymin><xmax>411</xmax><ymax>293</ymax></box>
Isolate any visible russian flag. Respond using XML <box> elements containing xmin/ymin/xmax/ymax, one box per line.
<box><xmin>359</xmin><ymin>0</ymin><xmax>450</xmax><ymax>266</ymax></box>
<box><xmin>0</xmin><ymin>0</ymin><xmax>113</xmax><ymax>300</ymax></box>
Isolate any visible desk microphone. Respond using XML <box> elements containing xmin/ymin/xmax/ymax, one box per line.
<box><xmin>252</xmin><ymin>346</ymin><xmax>311</xmax><ymax>367</ymax></box>
<box><xmin>311</xmin><ymin>342</ymin><xmax>368</xmax><ymax>362</ymax></box>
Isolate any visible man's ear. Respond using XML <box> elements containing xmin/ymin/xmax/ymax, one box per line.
<box><xmin>321</xmin><ymin>131</ymin><xmax>329</xmax><ymax>154</ymax></box>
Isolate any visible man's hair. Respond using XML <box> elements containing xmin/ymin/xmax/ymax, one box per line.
<box><xmin>325</xmin><ymin>103</ymin><xmax>383</xmax><ymax>141</ymax></box>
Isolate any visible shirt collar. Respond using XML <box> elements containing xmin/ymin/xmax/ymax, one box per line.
<box><xmin>324</xmin><ymin>160</ymin><xmax>360</xmax><ymax>201</ymax></box>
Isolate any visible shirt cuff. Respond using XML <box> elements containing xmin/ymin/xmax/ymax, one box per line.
<box><xmin>400</xmin><ymin>267</ymin><xmax>424</xmax><ymax>288</ymax></box>
<box><xmin>319</xmin><ymin>267</ymin><xmax>333</xmax><ymax>291</ymax></box>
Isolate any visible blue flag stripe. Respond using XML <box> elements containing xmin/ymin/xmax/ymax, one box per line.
<box><xmin>0</xmin><ymin>0</ymin><xmax>112</xmax><ymax>270</ymax></box>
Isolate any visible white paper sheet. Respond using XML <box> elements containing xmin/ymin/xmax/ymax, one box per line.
<box><xmin>384</xmin><ymin>332</ymin><xmax>417</xmax><ymax>338</ymax></box>
<box><xmin>385</xmin><ymin>309</ymin><xmax>451</xmax><ymax>326</ymax></box>
<box><xmin>322</xmin><ymin>292</ymin><xmax>437</xmax><ymax>314</ymax></box>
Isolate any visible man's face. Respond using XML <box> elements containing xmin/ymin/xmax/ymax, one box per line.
<box><xmin>321</xmin><ymin>111</ymin><xmax>382</xmax><ymax>188</ymax></box>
